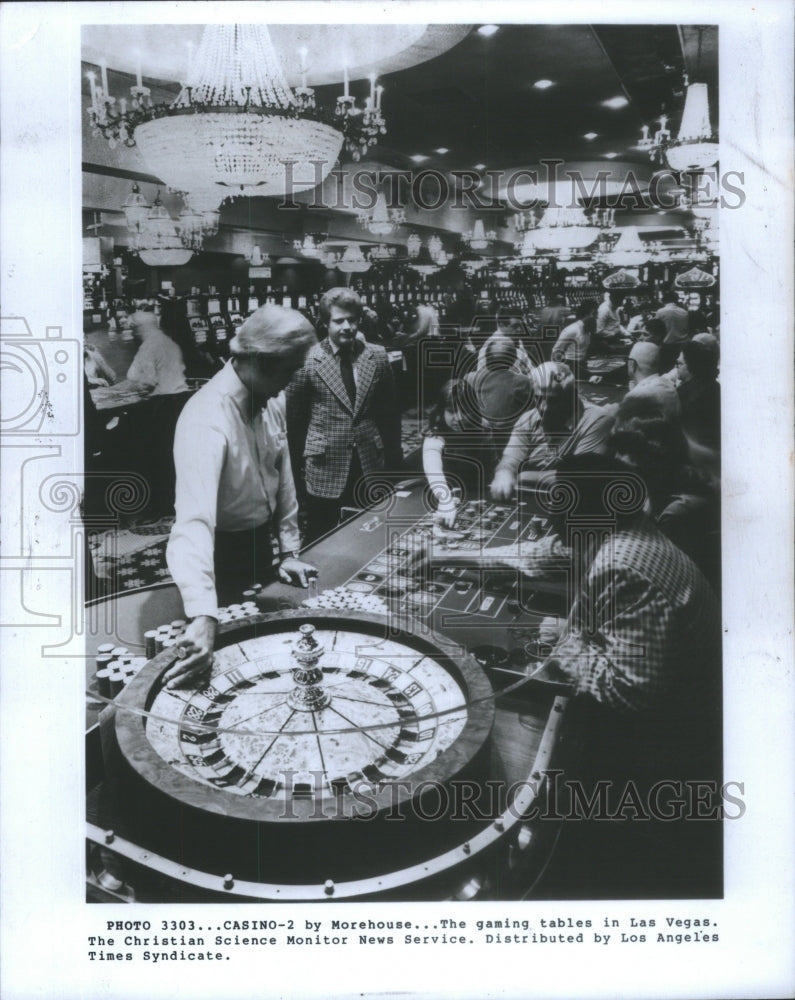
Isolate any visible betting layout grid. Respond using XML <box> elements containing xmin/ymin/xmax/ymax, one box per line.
<box><xmin>329</xmin><ymin>499</ymin><xmax>555</xmax><ymax>624</ymax></box>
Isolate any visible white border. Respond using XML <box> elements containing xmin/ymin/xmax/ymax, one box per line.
<box><xmin>1</xmin><ymin>2</ymin><xmax>793</xmax><ymax>998</ymax></box>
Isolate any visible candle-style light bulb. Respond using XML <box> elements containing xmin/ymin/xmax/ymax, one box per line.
<box><xmin>369</xmin><ymin>73</ymin><xmax>376</xmax><ymax>102</ymax></box>
<box><xmin>135</xmin><ymin>54</ymin><xmax>142</xmax><ymax>89</ymax></box>
<box><xmin>375</xmin><ymin>85</ymin><xmax>383</xmax><ymax>110</ymax></box>
<box><xmin>87</xmin><ymin>71</ymin><xmax>97</xmax><ymax>104</ymax></box>
<box><xmin>343</xmin><ymin>64</ymin><xmax>349</xmax><ymax>97</ymax></box>
<box><xmin>99</xmin><ymin>59</ymin><xmax>109</xmax><ymax>96</ymax></box>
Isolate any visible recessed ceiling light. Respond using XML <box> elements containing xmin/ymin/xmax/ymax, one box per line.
<box><xmin>473</xmin><ymin>163</ymin><xmax>487</xmax><ymax>171</ymax></box>
<box><xmin>602</xmin><ymin>95</ymin><xmax>629</xmax><ymax>110</ymax></box>
<box><xmin>533</xmin><ymin>79</ymin><xmax>555</xmax><ymax>90</ymax></box>
<box><xmin>583</xmin><ymin>132</ymin><xmax>599</xmax><ymax>141</ymax></box>
<box><xmin>434</xmin><ymin>147</ymin><xmax>450</xmax><ymax>155</ymax></box>
<box><xmin>603</xmin><ymin>152</ymin><xmax>619</xmax><ymax>159</ymax></box>
<box><xmin>410</xmin><ymin>154</ymin><xmax>430</xmax><ymax>163</ymax></box>
<box><xmin>477</xmin><ymin>25</ymin><xmax>500</xmax><ymax>37</ymax></box>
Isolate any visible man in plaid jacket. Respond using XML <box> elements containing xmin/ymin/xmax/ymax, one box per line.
<box><xmin>286</xmin><ymin>288</ymin><xmax>403</xmax><ymax>543</ymax></box>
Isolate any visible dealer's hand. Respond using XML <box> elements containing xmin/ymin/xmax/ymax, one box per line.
<box><xmin>278</xmin><ymin>556</ymin><xmax>317</xmax><ymax>588</ymax></box>
<box><xmin>163</xmin><ymin>615</ymin><xmax>216</xmax><ymax>690</ymax></box>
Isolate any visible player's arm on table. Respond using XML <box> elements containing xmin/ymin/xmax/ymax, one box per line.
<box><xmin>422</xmin><ymin>435</ymin><xmax>459</xmax><ymax>527</ymax></box>
<box><xmin>407</xmin><ymin>533</ymin><xmax>572</xmax><ymax>576</ymax></box>
<box><xmin>490</xmin><ymin>410</ymin><xmax>543</xmax><ymax>500</ymax></box>
<box><xmin>544</xmin><ymin>567</ymin><xmax>671</xmax><ymax>713</ymax></box>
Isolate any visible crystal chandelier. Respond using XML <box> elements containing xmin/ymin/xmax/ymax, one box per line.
<box><xmin>408</xmin><ymin>244</ymin><xmax>440</xmax><ymax>276</ymax></box>
<box><xmin>638</xmin><ymin>80</ymin><xmax>718</xmax><ymax>171</ymax></box>
<box><xmin>462</xmin><ymin>219</ymin><xmax>496</xmax><ymax>250</ymax></box>
<box><xmin>368</xmin><ymin>244</ymin><xmax>397</xmax><ymax>262</ymax></box>
<box><xmin>176</xmin><ymin>198</ymin><xmax>210</xmax><ymax>250</ymax></box>
<box><xmin>427</xmin><ymin>235</ymin><xmax>445</xmax><ymax>262</ymax></box>
<box><xmin>134</xmin><ymin>192</ymin><xmax>194</xmax><ymax>267</ymax></box>
<box><xmin>358</xmin><ymin>192</ymin><xmax>405</xmax><ymax>235</ymax></box>
<box><xmin>292</xmin><ymin>235</ymin><xmax>322</xmax><ymax>258</ymax></box>
<box><xmin>336</xmin><ymin>245</ymin><xmax>371</xmax><ymax>273</ymax></box>
<box><xmin>406</xmin><ymin>232</ymin><xmax>422</xmax><ymax>258</ymax></box>
<box><xmin>637</xmin><ymin>30</ymin><xmax>718</xmax><ymax>172</ymax></box>
<box><xmin>513</xmin><ymin>206</ymin><xmax>600</xmax><ymax>251</ymax></box>
<box><xmin>87</xmin><ymin>24</ymin><xmax>387</xmax><ymax>208</ymax></box>
<box><xmin>121</xmin><ymin>182</ymin><xmax>151</xmax><ymax>230</ymax></box>
<box><xmin>602</xmin><ymin>226</ymin><xmax>652</xmax><ymax>267</ymax></box>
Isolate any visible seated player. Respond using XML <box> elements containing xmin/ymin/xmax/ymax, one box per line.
<box><xmin>124</xmin><ymin>299</ymin><xmax>189</xmax><ymax>396</ymax></box>
<box><xmin>489</xmin><ymin>361</ymin><xmax>613</xmax><ymax>500</ymax></box>
<box><xmin>476</xmin><ymin>311</ymin><xmax>535</xmax><ymax>377</ymax></box>
<box><xmin>550</xmin><ymin>300</ymin><xmax>597</xmax><ymax>382</ymax></box>
<box><xmin>610</xmin><ymin>395</ymin><xmax>720</xmax><ymax>590</ymax></box>
<box><xmin>83</xmin><ymin>342</ymin><xmax>117</xmax><ymax>388</ymax></box>
<box><xmin>422</xmin><ymin>379</ymin><xmax>500</xmax><ymax>527</ymax></box>
<box><xmin>411</xmin><ymin>453</ymin><xmax>722</xmax><ymax>898</ymax></box>
<box><xmin>624</xmin><ymin>341</ymin><xmax>680</xmax><ymax>418</ymax></box>
<box><xmin>676</xmin><ymin>338</ymin><xmax>721</xmax><ymax>453</ymax></box>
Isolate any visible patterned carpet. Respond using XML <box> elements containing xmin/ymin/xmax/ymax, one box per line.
<box><xmin>88</xmin><ymin>415</ymin><xmax>427</xmax><ymax>598</ymax></box>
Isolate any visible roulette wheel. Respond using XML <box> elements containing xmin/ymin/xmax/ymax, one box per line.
<box><xmin>109</xmin><ymin>608</ymin><xmax>515</xmax><ymax>900</ymax></box>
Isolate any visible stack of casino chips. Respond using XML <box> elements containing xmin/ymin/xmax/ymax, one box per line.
<box><xmin>94</xmin><ymin>643</ymin><xmax>149</xmax><ymax>699</ymax></box>
<box><xmin>302</xmin><ymin>585</ymin><xmax>389</xmax><ymax>615</ymax></box>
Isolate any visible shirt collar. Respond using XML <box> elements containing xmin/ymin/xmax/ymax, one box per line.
<box><xmin>218</xmin><ymin>358</ymin><xmax>260</xmax><ymax>419</ymax></box>
<box><xmin>328</xmin><ymin>336</ymin><xmax>364</xmax><ymax>359</ymax></box>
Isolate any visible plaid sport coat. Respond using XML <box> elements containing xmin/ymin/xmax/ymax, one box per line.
<box><xmin>285</xmin><ymin>338</ymin><xmax>403</xmax><ymax>499</ymax></box>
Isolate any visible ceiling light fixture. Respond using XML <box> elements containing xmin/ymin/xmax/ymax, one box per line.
<box><xmin>477</xmin><ymin>25</ymin><xmax>500</xmax><ymax>37</ymax></box>
<box><xmin>463</xmin><ymin>219</ymin><xmax>496</xmax><ymax>250</ymax></box>
<box><xmin>601</xmin><ymin>95</ymin><xmax>629</xmax><ymax>109</ymax></box>
<box><xmin>357</xmin><ymin>191</ymin><xmax>406</xmax><ymax>235</ymax></box>
<box><xmin>583</xmin><ymin>132</ymin><xmax>598</xmax><ymax>141</ymax></box>
<box><xmin>638</xmin><ymin>30</ymin><xmax>718</xmax><ymax>172</ymax></box>
<box><xmin>134</xmin><ymin>191</ymin><xmax>194</xmax><ymax>267</ymax></box>
<box><xmin>87</xmin><ymin>24</ymin><xmax>387</xmax><ymax>209</ymax></box>
<box><xmin>533</xmin><ymin>79</ymin><xmax>555</xmax><ymax>90</ymax></box>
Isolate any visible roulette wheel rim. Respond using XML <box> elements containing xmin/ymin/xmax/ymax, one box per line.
<box><xmin>115</xmin><ymin>609</ymin><xmax>495</xmax><ymax>825</ymax></box>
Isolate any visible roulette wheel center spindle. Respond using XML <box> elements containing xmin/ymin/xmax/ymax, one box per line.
<box><xmin>287</xmin><ymin>623</ymin><xmax>331</xmax><ymax>712</ymax></box>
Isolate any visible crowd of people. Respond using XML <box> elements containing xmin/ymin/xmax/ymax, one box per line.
<box><xmin>85</xmin><ymin>283</ymin><xmax>722</xmax><ymax>896</ymax></box>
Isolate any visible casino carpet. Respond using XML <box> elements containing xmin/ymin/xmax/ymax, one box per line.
<box><xmin>88</xmin><ymin>415</ymin><xmax>427</xmax><ymax>599</ymax></box>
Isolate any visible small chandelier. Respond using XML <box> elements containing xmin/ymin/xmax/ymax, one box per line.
<box><xmin>293</xmin><ymin>234</ymin><xmax>322</xmax><ymax>258</ymax></box>
<box><xmin>368</xmin><ymin>243</ymin><xmax>396</xmax><ymax>262</ymax></box>
<box><xmin>602</xmin><ymin>226</ymin><xmax>652</xmax><ymax>267</ymax></box>
<box><xmin>121</xmin><ymin>182</ymin><xmax>151</xmax><ymax>231</ymax></box>
<box><xmin>87</xmin><ymin>24</ymin><xmax>387</xmax><ymax>208</ymax></box>
<box><xmin>135</xmin><ymin>192</ymin><xmax>194</xmax><ymax>267</ymax></box>
<box><xmin>406</xmin><ymin>232</ymin><xmax>422</xmax><ymax>258</ymax></box>
<box><xmin>337</xmin><ymin>245</ymin><xmax>371</xmax><ymax>273</ymax></box>
<box><xmin>176</xmin><ymin>198</ymin><xmax>210</xmax><ymax>251</ymax></box>
<box><xmin>427</xmin><ymin>235</ymin><xmax>445</xmax><ymax>263</ymax></box>
<box><xmin>358</xmin><ymin>192</ymin><xmax>405</xmax><ymax>235</ymax></box>
<box><xmin>638</xmin><ymin>29</ymin><xmax>717</xmax><ymax>172</ymax></box>
<box><xmin>408</xmin><ymin>244</ymin><xmax>440</xmax><ymax>276</ymax></box>
<box><xmin>638</xmin><ymin>80</ymin><xmax>718</xmax><ymax>171</ymax></box>
<box><xmin>247</xmin><ymin>245</ymin><xmax>265</xmax><ymax>266</ymax></box>
<box><xmin>513</xmin><ymin>206</ymin><xmax>600</xmax><ymax>251</ymax></box>
<box><xmin>462</xmin><ymin>219</ymin><xmax>496</xmax><ymax>250</ymax></box>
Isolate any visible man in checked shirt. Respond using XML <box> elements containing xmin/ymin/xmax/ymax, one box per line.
<box><xmin>413</xmin><ymin>454</ymin><xmax>722</xmax><ymax>897</ymax></box>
